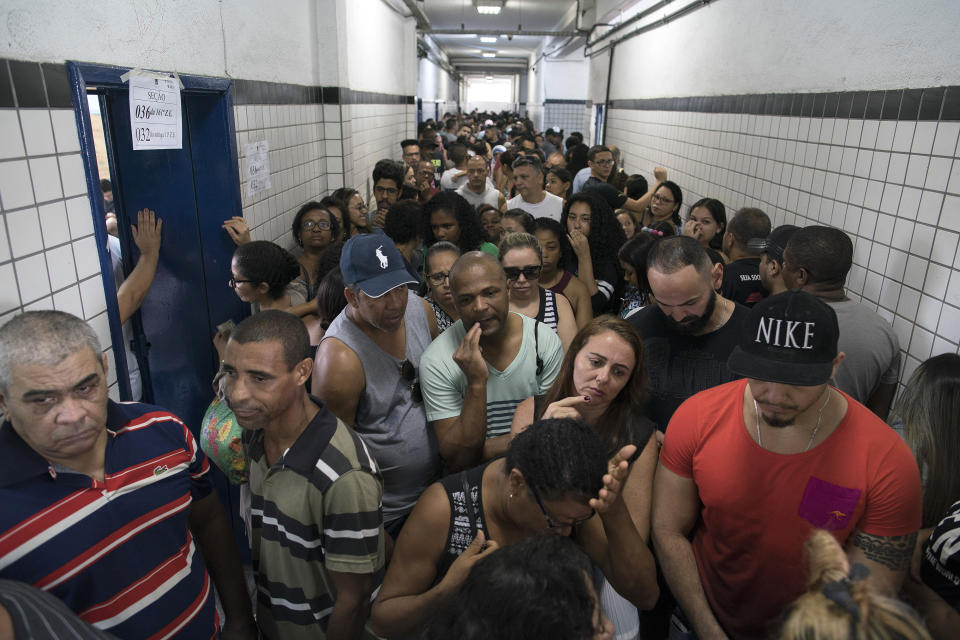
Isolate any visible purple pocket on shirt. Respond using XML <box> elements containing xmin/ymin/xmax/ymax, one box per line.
<box><xmin>797</xmin><ymin>477</ymin><xmax>861</xmax><ymax>530</ymax></box>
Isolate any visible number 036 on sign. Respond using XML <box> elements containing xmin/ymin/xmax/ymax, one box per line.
<box><xmin>129</xmin><ymin>74</ymin><xmax>182</xmax><ymax>151</ymax></box>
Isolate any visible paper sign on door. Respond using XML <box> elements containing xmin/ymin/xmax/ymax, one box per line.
<box><xmin>128</xmin><ymin>74</ymin><xmax>182</xmax><ymax>150</ymax></box>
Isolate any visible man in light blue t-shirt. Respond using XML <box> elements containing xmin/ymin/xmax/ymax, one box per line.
<box><xmin>420</xmin><ymin>252</ymin><xmax>562</xmax><ymax>471</ymax></box>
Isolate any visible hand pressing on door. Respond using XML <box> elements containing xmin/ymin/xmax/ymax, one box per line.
<box><xmin>222</xmin><ymin>216</ymin><xmax>251</xmax><ymax>245</ymax></box>
<box><xmin>117</xmin><ymin>208</ymin><xmax>163</xmax><ymax>324</ymax></box>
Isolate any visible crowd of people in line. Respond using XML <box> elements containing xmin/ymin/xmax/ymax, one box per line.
<box><xmin>0</xmin><ymin>110</ymin><xmax>958</xmax><ymax>640</ymax></box>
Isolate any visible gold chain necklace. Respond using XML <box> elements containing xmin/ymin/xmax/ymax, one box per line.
<box><xmin>754</xmin><ymin>388</ymin><xmax>832</xmax><ymax>452</ymax></box>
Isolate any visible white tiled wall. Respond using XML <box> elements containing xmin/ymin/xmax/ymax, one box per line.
<box><xmin>607</xmin><ymin>107</ymin><xmax>960</xmax><ymax>386</ymax></box>
<box><xmin>543</xmin><ymin>102</ymin><xmax>587</xmax><ymax>140</ymax></box>
<box><xmin>340</xmin><ymin>103</ymin><xmax>416</xmax><ymax>206</ymax></box>
<box><xmin>525</xmin><ymin>103</ymin><xmax>544</xmax><ymax>132</ymax></box>
<box><xmin>234</xmin><ymin>103</ymin><xmax>328</xmax><ymax>250</ymax></box>
<box><xmin>0</xmin><ymin>106</ymin><xmax>120</xmax><ymax>399</ymax></box>
<box><xmin>234</xmin><ymin>100</ymin><xmax>415</xmax><ymax>249</ymax></box>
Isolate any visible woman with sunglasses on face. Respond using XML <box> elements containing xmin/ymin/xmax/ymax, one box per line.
<box><xmin>510</xmin><ymin>316</ymin><xmax>659</xmax><ymax>639</ymax></box>
<box><xmin>421</xmin><ymin>242</ymin><xmax>461</xmax><ymax>333</ymax></box>
<box><xmin>371</xmin><ymin>418</ymin><xmax>655</xmax><ymax>636</ymax></box>
<box><xmin>499</xmin><ymin>232</ymin><xmax>577</xmax><ymax>351</ymax></box>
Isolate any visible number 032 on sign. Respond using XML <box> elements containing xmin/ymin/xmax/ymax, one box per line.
<box><xmin>129</xmin><ymin>74</ymin><xmax>182</xmax><ymax>151</ymax></box>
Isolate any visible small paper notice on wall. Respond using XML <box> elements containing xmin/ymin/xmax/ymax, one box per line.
<box><xmin>245</xmin><ymin>140</ymin><xmax>272</xmax><ymax>196</ymax></box>
<box><xmin>128</xmin><ymin>73</ymin><xmax>182</xmax><ymax>150</ymax></box>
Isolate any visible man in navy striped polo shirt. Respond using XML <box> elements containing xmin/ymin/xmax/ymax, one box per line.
<box><xmin>0</xmin><ymin>311</ymin><xmax>256</xmax><ymax>639</ymax></box>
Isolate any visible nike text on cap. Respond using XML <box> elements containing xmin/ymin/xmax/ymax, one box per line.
<box><xmin>727</xmin><ymin>289</ymin><xmax>839</xmax><ymax>386</ymax></box>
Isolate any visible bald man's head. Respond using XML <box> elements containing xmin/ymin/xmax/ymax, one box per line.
<box><xmin>449</xmin><ymin>251</ymin><xmax>510</xmax><ymax>337</ymax></box>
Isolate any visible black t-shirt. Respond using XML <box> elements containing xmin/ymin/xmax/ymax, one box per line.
<box><xmin>628</xmin><ymin>302</ymin><xmax>750</xmax><ymax>431</ymax></box>
<box><xmin>720</xmin><ymin>257</ymin><xmax>768</xmax><ymax>307</ymax></box>
<box><xmin>920</xmin><ymin>499</ymin><xmax>960</xmax><ymax>613</ymax></box>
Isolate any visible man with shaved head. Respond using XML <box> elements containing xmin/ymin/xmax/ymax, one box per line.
<box><xmin>419</xmin><ymin>252</ymin><xmax>563</xmax><ymax>469</ymax></box>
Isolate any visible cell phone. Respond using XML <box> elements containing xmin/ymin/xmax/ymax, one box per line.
<box><xmin>216</xmin><ymin>319</ymin><xmax>236</xmax><ymax>335</ymax></box>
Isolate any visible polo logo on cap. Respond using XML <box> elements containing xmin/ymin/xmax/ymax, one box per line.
<box><xmin>376</xmin><ymin>246</ymin><xmax>388</xmax><ymax>269</ymax></box>
<box><xmin>756</xmin><ymin>317</ymin><xmax>816</xmax><ymax>349</ymax></box>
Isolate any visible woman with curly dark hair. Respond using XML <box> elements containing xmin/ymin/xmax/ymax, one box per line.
<box><xmin>424</xmin><ymin>537</ymin><xmax>614</xmax><ymax>640</ymax></box>
<box><xmin>561</xmin><ymin>192</ymin><xmax>627</xmax><ymax>315</ymax></box>
<box><xmin>421</xmin><ymin>191</ymin><xmax>498</xmax><ymax>258</ymax></box>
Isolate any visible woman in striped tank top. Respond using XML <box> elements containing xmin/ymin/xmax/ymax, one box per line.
<box><xmin>533</xmin><ymin>217</ymin><xmax>593</xmax><ymax>329</ymax></box>
<box><xmin>498</xmin><ymin>232</ymin><xmax>577</xmax><ymax>352</ymax></box>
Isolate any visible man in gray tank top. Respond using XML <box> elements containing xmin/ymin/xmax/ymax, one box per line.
<box><xmin>313</xmin><ymin>233</ymin><xmax>441</xmax><ymax>538</ymax></box>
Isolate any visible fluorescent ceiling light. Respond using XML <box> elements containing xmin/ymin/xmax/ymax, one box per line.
<box><xmin>475</xmin><ymin>1</ymin><xmax>504</xmax><ymax>15</ymax></box>
<box><xmin>479</xmin><ymin>36</ymin><xmax>498</xmax><ymax>43</ymax></box>
<box><xmin>482</xmin><ymin>52</ymin><xmax>497</xmax><ymax>58</ymax></box>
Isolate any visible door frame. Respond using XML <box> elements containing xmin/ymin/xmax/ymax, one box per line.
<box><xmin>65</xmin><ymin>62</ymin><xmax>241</xmax><ymax>400</ymax></box>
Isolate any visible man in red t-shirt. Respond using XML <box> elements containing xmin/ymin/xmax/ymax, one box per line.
<box><xmin>652</xmin><ymin>290</ymin><xmax>921</xmax><ymax>639</ymax></box>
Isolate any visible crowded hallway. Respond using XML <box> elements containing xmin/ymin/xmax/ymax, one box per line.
<box><xmin>1</xmin><ymin>1</ymin><xmax>959</xmax><ymax>639</ymax></box>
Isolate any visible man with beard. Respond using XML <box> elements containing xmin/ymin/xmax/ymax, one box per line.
<box><xmin>419</xmin><ymin>252</ymin><xmax>563</xmax><ymax>470</ymax></box>
<box><xmin>653</xmin><ymin>291</ymin><xmax>920</xmax><ymax>639</ymax></box>
<box><xmin>627</xmin><ymin>236</ymin><xmax>749</xmax><ymax>431</ymax></box>
<box><xmin>370</xmin><ymin>160</ymin><xmax>404</xmax><ymax>229</ymax></box>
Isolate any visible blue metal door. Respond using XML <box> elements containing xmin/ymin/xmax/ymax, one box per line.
<box><xmin>72</xmin><ymin>66</ymin><xmax>246</xmax><ymax>431</ymax></box>
<box><xmin>68</xmin><ymin>63</ymin><xmax>248</xmax><ymax>552</ymax></box>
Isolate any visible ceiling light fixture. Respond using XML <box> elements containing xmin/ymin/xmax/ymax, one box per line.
<box><xmin>479</xmin><ymin>36</ymin><xmax>498</xmax><ymax>43</ymax></box>
<box><xmin>475</xmin><ymin>0</ymin><xmax>504</xmax><ymax>15</ymax></box>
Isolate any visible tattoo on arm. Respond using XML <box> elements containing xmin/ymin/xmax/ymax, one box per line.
<box><xmin>851</xmin><ymin>530</ymin><xmax>917</xmax><ymax>572</ymax></box>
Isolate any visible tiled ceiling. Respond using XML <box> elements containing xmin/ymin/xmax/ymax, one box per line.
<box><xmin>417</xmin><ymin>0</ymin><xmax>581</xmax><ymax>71</ymax></box>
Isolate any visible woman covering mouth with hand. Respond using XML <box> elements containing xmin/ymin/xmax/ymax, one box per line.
<box><xmin>509</xmin><ymin>315</ymin><xmax>659</xmax><ymax>640</ymax></box>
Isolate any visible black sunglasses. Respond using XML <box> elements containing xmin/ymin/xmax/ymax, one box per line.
<box><xmin>503</xmin><ymin>265</ymin><xmax>542</xmax><ymax>281</ymax></box>
<box><xmin>400</xmin><ymin>359</ymin><xmax>423</xmax><ymax>404</ymax></box>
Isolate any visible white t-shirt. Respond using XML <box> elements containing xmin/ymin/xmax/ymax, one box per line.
<box><xmin>506</xmin><ymin>191</ymin><xmax>564</xmax><ymax>222</ymax></box>
<box><xmin>457</xmin><ymin>183</ymin><xmax>501</xmax><ymax>210</ymax></box>
<box><xmin>440</xmin><ymin>167</ymin><xmax>467</xmax><ymax>190</ymax></box>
